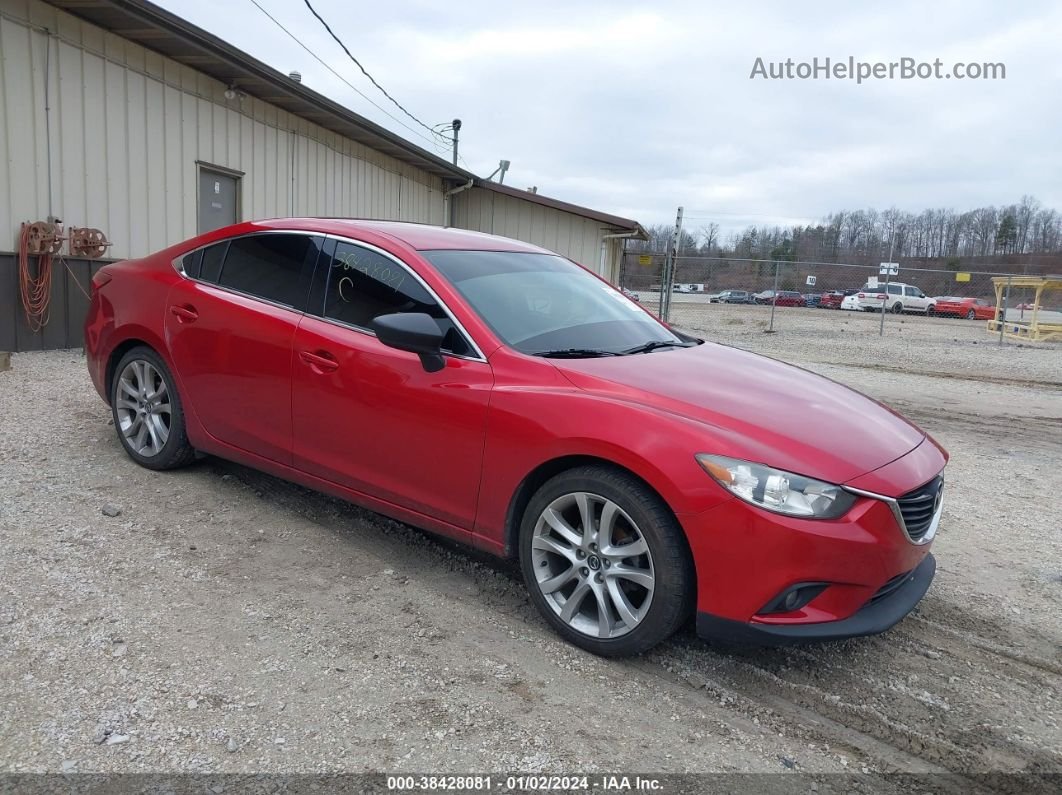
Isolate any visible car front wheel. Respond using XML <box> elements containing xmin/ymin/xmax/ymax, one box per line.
<box><xmin>519</xmin><ymin>465</ymin><xmax>694</xmax><ymax>657</ymax></box>
<box><xmin>111</xmin><ymin>346</ymin><xmax>196</xmax><ymax>470</ymax></box>
<box><xmin>966</xmin><ymin>309</ymin><xmax>976</xmax><ymax>320</ymax></box>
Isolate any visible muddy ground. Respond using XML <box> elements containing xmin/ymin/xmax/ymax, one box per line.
<box><xmin>0</xmin><ymin>306</ymin><xmax>1059</xmax><ymax>791</ymax></box>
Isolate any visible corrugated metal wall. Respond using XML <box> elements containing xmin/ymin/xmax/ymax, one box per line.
<box><xmin>0</xmin><ymin>253</ymin><xmax>105</xmax><ymax>351</ymax></box>
<box><xmin>0</xmin><ymin>0</ymin><xmax>447</xmax><ymax>260</ymax></box>
<box><xmin>452</xmin><ymin>187</ymin><xmax>621</xmax><ymax>276</ymax></box>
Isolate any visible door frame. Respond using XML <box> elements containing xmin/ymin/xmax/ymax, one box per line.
<box><xmin>195</xmin><ymin>161</ymin><xmax>245</xmax><ymax>234</ymax></box>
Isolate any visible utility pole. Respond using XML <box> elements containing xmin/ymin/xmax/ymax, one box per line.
<box><xmin>451</xmin><ymin>119</ymin><xmax>461</xmax><ymax>166</ymax></box>
<box><xmin>879</xmin><ymin>232</ymin><xmax>895</xmax><ymax>337</ymax></box>
<box><xmin>660</xmin><ymin>206</ymin><xmax>683</xmax><ymax>321</ymax></box>
<box><xmin>768</xmin><ymin>260</ymin><xmax>780</xmax><ymax>332</ymax></box>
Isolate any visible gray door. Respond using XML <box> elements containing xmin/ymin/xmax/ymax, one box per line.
<box><xmin>198</xmin><ymin>169</ymin><xmax>239</xmax><ymax>234</ymax></box>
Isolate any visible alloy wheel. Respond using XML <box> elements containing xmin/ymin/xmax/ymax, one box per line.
<box><xmin>530</xmin><ymin>492</ymin><xmax>655</xmax><ymax>639</ymax></box>
<box><xmin>115</xmin><ymin>360</ymin><xmax>171</xmax><ymax>457</ymax></box>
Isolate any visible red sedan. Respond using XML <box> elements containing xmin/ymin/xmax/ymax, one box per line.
<box><xmin>934</xmin><ymin>296</ymin><xmax>997</xmax><ymax>320</ymax></box>
<box><xmin>819</xmin><ymin>290</ymin><xmax>855</xmax><ymax>309</ymax></box>
<box><xmin>85</xmin><ymin>219</ymin><xmax>946</xmax><ymax>656</ymax></box>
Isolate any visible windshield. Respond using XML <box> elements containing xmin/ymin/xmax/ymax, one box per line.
<box><xmin>424</xmin><ymin>250</ymin><xmax>685</xmax><ymax>355</ymax></box>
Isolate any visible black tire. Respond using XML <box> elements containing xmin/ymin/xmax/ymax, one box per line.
<box><xmin>110</xmin><ymin>346</ymin><xmax>196</xmax><ymax>471</ymax></box>
<box><xmin>966</xmin><ymin>309</ymin><xmax>976</xmax><ymax>320</ymax></box>
<box><xmin>518</xmin><ymin>465</ymin><xmax>695</xmax><ymax>657</ymax></box>
<box><xmin>891</xmin><ymin>302</ymin><xmax>904</xmax><ymax>314</ymax></box>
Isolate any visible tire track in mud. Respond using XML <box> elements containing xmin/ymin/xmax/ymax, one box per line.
<box><xmin>644</xmin><ymin>604</ymin><xmax>1061</xmax><ymax>781</ymax></box>
<box><xmin>895</xmin><ymin>404</ymin><xmax>1062</xmax><ymax>450</ymax></box>
<box><xmin>831</xmin><ymin>363</ymin><xmax>1062</xmax><ymax>392</ymax></box>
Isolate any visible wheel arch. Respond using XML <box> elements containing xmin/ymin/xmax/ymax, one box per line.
<box><xmin>502</xmin><ymin>454</ymin><xmax>687</xmax><ymax>563</ymax></box>
<box><xmin>103</xmin><ymin>331</ymin><xmax>182</xmax><ymax>409</ymax></box>
<box><xmin>105</xmin><ymin>336</ymin><xmax>158</xmax><ymax>403</ymax></box>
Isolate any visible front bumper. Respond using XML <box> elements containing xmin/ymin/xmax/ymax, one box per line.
<box><xmin>679</xmin><ymin>439</ymin><xmax>946</xmax><ymax>643</ymax></box>
<box><xmin>696</xmin><ymin>554</ymin><xmax>936</xmax><ymax>645</ymax></box>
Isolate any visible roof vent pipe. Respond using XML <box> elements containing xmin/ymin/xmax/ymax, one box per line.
<box><xmin>289</xmin><ymin>70</ymin><xmax>302</xmax><ymax>83</ymax></box>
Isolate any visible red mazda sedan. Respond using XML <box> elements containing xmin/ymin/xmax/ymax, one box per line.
<box><xmin>85</xmin><ymin>219</ymin><xmax>946</xmax><ymax>656</ymax></box>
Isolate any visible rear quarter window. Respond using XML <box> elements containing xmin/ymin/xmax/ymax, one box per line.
<box><xmin>180</xmin><ymin>249</ymin><xmax>203</xmax><ymax>279</ymax></box>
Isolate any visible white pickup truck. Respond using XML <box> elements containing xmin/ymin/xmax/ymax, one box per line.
<box><xmin>851</xmin><ymin>282</ymin><xmax>936</xmax><ymax>314</ymax></box>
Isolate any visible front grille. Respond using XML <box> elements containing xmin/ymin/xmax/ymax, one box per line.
<box><xmin>897</xmin><ymin>475</ymin><xmax>943</xmax><ymax>541</ymax></box>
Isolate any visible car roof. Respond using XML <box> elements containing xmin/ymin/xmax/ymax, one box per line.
<box><xmin>255</xmin><ymin>217</ymin><xmax>551</xmax><ymax>253</ymax></box>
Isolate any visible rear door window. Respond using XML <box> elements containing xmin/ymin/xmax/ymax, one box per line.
<box><xmin>218</xmin><ymin>233</ymin><xmax>320</xmax><ymax>309</ymax></box>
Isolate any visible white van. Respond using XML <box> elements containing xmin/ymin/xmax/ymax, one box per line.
<box><xmin>852</xmin><ymin>283</ymin><xmax>936</xmax><ymax>314</ymax></box>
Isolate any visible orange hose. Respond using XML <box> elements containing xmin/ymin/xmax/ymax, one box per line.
<box><xmin>18</xmin><ymin>223</ymin><xmax>53</xmax><ymax>332</ymax></box>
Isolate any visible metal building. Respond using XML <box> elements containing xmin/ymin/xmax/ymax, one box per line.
<box><xmin>0</xmin><ymin>0</ymin><xmax>647</xmax><ymax>351</ymax></box>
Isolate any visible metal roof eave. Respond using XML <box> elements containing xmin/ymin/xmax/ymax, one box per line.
<box><xmin>49</xmin><ymin>0</ymin><xmax>475</xmax><ymax>182</ymax></box>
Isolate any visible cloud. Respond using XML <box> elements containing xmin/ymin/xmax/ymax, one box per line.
<box><xmin>156</xmin><ymin>0</ymin><xmax>1062</xmax><ymax>230</ymax></box>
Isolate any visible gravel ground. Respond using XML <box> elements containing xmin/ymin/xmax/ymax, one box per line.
<box><xmin>1</xmin><ymin>310</ymin><xmax>1059</xmax><ymax>788</ymax></box>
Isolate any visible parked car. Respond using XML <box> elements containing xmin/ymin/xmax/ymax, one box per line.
<box><xmin>620</xmin><ymin>286</ymin><xmax>641</xmax><ymax>303</ymax></box>
<box><xmin>710</xmin><ymin>289</ymin><xmax>751</xmax><ymax>304</ymax></box>
<box><xmin>755</xmin><ymin>290</ymin><xmax>803</xmax><ymax>307</ymax></box>
<box><xmin>773</xmin><ymin>291</ymin><xmax>806</xmax><ymax>307</ymax></box>
<box><xmin>840</xmin><ymin>293</ymin><xmax>862</xmax><ymax>311</ymax></box>
<box><xmin>851</xmin><ymin>283</ymin><xmax>936</xmax><ymax>314</ymax></box>
<box><xmin>933</xmin><ymin>296</ymin><xmax>995</xmax><ymax>320</ymax></box>
<box><xmin>803</xmin><ymin>293</ymin><xmax>822</xmax><ymax>307</ymax></box>
<box><xmin>819</xmin><ymin>290</ymin><xmax>856</xmax><ymax>310</ymax></box>
<box><xmin>85</xmin><ymin>219</ymin><xmax>946</xmax><ymax>656</ymax></box>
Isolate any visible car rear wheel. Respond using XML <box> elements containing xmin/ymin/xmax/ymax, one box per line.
<box><xmin>519</xmin><ymin>465</ymin><xmax>694</xmax><ymax>657</ymax></box>
<box><xmin>111</xmin><ymin>347</ymin><xmax>196</xmax><ymax>470</ymax></box>
<box><xmin>966</xmin><ymin>309</ymin><xmax>976</xmax><ymax>320</ymax></box>
<box><xmin>891</xmin><ymin>302</ymin><xmax>904</xmax><ymax>314</ymax></box>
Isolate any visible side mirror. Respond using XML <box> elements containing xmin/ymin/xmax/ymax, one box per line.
<box><xmin>371</xmin><ymin>312</ymin><xmax>446</xmax><ymax>373</ymax></box>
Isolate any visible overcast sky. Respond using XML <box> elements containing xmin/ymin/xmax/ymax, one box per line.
<box><xmin>157</xmin><ymin>0</ymin><xmax>1062</xmax><ymax>237</ymax></box>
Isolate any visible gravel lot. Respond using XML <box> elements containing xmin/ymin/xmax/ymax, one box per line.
<box><xmin>1</xmin><ymin>306</ymin><xmax>1059</xmax><ymax>790</ymax></box>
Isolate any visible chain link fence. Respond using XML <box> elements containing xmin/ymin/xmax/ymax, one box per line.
<box><xmin>617</xmin><ymin>252</ymin><xmax>1059</xmax><ymax>343</ymax></box>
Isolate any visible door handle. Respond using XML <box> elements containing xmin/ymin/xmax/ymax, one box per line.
<box><xmin>169</xmin><ymin>305</ymin><xmax>199</xmax><ymax>323</ymax></box>
<box><xmin>299</xmin><ymin>350</ymin><xmax>339</xmax><ymax>373</ymax></box>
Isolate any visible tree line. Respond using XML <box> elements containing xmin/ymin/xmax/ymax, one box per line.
<box><xmin>630</xmin><ymin>196</ymin><xmax>1062</xmax><ymax>266</ymax></box>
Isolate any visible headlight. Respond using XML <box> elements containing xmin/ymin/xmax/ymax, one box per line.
<box><xmin>696</xmin><ymin>454</ymin><xmax>856</xmax><ymax>519</ymax></box>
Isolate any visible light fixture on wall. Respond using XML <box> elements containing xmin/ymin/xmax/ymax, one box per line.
<box><xmin>224</xmin><ymin>85</ymin><xmax>237</xmax><ymax>100</ymax></box>
<box><xmin>486</xmin><ymin>159</ymin><xmax>511</xmax><ymax>184</ymax></box>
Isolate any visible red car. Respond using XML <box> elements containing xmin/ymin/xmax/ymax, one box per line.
<box><xmin>934</xmin><ymin>296</ymin><xmax>997</xmax><ymax>320</ymax></box>
<box><xmin>773</xmin><ymin>290</ymin><xmax>806</xmax><ymax>307</ymax></box>
<box><xmin>85</xmin><ymin>219</ymin><xmax>946</xmax><ymax>656</ymax></box>
<box><xmin>819</xmin><ymin>290</ymin><xmax>854</xmax><ymax>309</ymax></box>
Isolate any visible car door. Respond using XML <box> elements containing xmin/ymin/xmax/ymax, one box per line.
<box><xmin>291</xmin><ymin>238</ymin><xmax>494</xmax><ymax>530</ymax></box>
<box><xmin>904</xmin><ymin>285</ymin><xmax>926</xmax><ymax>311</ymax></box>
<box><xmin>165</xmin><ymin>232</ymin><xmax>324</xmax><ymax>465</ymax></box>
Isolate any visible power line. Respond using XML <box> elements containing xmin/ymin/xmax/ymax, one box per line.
<box><xmin>246</xmin><ymin>0</ymin><xmax>451</xmax><ymax>154</ymax></box>
<box><xmin>300</xmin><ymin>0</ymin><xmax>450</xmax><ymax>142</ymax></box>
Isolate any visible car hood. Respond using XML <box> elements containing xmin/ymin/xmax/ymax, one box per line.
<box><xmin>552</xmin><ymin>342</ymin><xmax>926</xmax><ymax>485</ymax></box>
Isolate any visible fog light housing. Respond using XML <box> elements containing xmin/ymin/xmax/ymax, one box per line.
<box><xmin>758</xmin><ymin>583</ymin><xmax>828</xmax><ymax>615</ymax></box>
